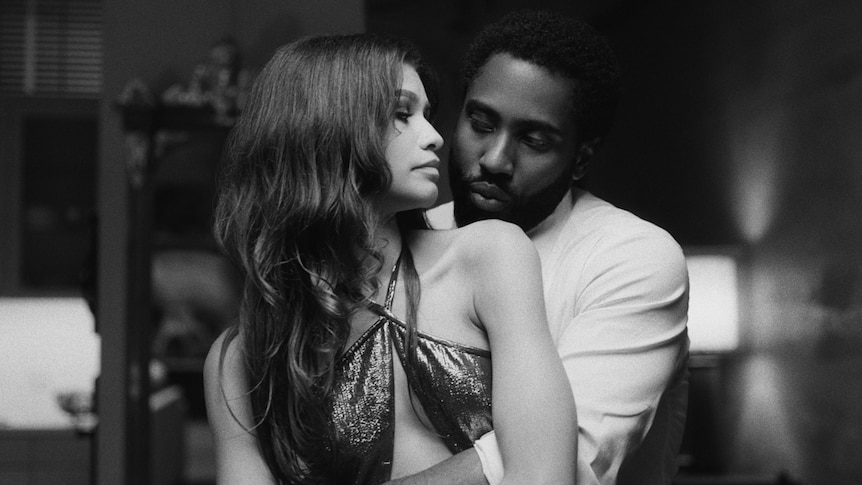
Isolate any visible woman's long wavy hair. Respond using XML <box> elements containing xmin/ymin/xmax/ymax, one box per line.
<box><xmin>213</xmin><ymin>34</ymin><xmax>437</xmax><ymax>483</ymax></box>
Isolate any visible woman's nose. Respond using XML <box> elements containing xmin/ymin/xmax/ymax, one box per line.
<box><xmin>421</xmin><ymin>119</ymin><xmax>444</xmax><ymax>151</ymax></box>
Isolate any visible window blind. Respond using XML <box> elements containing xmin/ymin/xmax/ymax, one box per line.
<box><xmin>0</xmin><ymin>0</ymin><xmax>103</xmax><ymax>98</ymax></box>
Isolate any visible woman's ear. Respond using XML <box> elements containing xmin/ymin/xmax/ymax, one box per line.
<box><xmin>572</xmin><ymin>137</ymin><xmax>601</xmax><ymax>181</ymax></box>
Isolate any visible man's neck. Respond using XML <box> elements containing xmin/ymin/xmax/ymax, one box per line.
<box><xmin>527</xmin><ymin>188</ymin><xmax>579</xmax><ymax>260</ymax></box>
<box><xmin>526</xmin><ymin>187</ymin><xmax>576</xmax><ymax>238</ymax></box>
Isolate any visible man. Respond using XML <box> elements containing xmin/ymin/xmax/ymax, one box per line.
<box><xmin>394</xmin><ymin>9</ymin><xmax>690</xmax><ymax>485</ymax></box>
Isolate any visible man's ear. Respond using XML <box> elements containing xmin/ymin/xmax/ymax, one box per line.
<box><xmin>572</xmin><ymin>137</ymin><xmax>601</xmax><ymax>181</ymax></box>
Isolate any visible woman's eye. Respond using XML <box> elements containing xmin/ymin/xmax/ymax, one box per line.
<box><xmin>396</xmin><ymin>111</ymin><xmax>411</xmax><ymax>122</ymax></box>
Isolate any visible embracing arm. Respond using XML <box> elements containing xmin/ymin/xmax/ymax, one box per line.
<box><xmin>385</xmin><ymin>448</ymin><xmax>487</xmax><ymax>485</ymax></box>
<box><xmin>203</xmin><ymin>329</ymin><xmax>277</xmax><ymax>485</ymax></box>
<box><xmin>473</xmin><ymin>222</ymin><xmax>577</xmax><ymax>484</ymax></box>
<box><xmin>450</xmin><ymin>221</ymin><xmax>578</xmax><ymax>484</ymax></box>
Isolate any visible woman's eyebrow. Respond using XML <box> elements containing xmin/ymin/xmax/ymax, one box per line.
<box><xmin>396</xmin><ymin>89</ymin><xmax>419</xmax><ymax>103</ymax></box>
<box><xmin>396</xmin><ymin>89</ymin><xmax>432</xmax><ymax>115</ymax></box>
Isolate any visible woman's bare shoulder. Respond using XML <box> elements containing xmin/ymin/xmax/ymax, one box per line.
<box><xmin>415</xmin><ymin>218</ymin><xmax>529</xmax><ymax>250</ymax></box>
<box><xmin>451</xmin><ymin>220</ymin><xmax>535</xmax><ymax>262</ymax></box>
<box><xmin>411</xmin><ymin>220</ymin><xmax>537</xmax><ymax>285</ymax></box>
<box><xmin>203</xmin><ymin>326</ymin><xmax>244</xmax><ymax>384</ymax></box>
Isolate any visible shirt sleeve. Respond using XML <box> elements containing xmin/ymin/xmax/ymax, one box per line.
<box><xmin>554</xmin><ymin>228</ymin><xmax>690</xmax><ymax>484</ymax></box>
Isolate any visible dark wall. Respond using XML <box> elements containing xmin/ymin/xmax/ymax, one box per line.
<box><xmin>607</xmin><ymin>5</ymin><xmax>862</xmax><ymax>481</ymax></box>
<box><xmin>588</xmin><ymin>2</ymin><xmax>737</xmax><ymax>245</ymax></box>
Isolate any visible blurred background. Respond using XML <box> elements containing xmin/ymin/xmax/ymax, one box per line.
<box><xmin>1</xmin><ymin>0</ymin><xmax>861</xmax><ymax>484</ymax></box>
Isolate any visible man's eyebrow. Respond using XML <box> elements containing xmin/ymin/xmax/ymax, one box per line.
<box><xmin>464</xmin><ymin>99</ymin><xmax>499</xmax><ymax>118</ymax></box>
<box><xmin>465</xmin><ymin>99</ymin><xmax>563</xmax><ymax>136</ymax></box>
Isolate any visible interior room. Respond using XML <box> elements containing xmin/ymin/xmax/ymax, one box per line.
<box><xmin>1</xmin><ymin>0</ymin><xmax>861</xmax><ymax>484</ymax></box>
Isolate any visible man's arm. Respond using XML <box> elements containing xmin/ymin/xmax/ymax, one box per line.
<box><xmin>556</xmin><ymin>229</ymin><xmax>690</xmax><ymax>484</ymax></box>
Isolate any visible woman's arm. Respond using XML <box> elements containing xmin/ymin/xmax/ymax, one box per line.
<box><xmin>203</xmin><ymin>329</ymin><xmax>277</xmax><ymax>485</ymax></box>
<box><xmin>464</xmin><ymin>220</ymin><xmax>578</xmax><ymax>485</ymax></box>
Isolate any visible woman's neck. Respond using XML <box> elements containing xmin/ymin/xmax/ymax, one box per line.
<box><xmin>375</xmin><ymin>216</ymin><xmax>403</xmax><ymax>271</ymax></box>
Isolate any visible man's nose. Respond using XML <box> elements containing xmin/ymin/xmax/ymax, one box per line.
<box><xmin>479</xmin><ymin>135</ymin><xmax>514</xmax><ymax>176</ymax></box>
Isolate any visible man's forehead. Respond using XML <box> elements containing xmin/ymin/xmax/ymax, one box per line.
<box><xmin>467</xmin><ymin>53</ymin><xmax>575</xmax><ymax>127</ymax></box>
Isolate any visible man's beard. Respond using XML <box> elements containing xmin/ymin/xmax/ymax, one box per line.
<box><xmin>449</xmin><ymin>160</ymin><xmax>573</xmax><ymax>232</ymax></box>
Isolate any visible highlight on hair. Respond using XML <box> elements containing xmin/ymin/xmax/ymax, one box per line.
<box><xmin>463</xmin><ymin>9</ymin><xmax>621</xmax><ymax>141</ymax></box>
<box><xmin>212</xmin><ymin>33</ymin><xmax>436</xmax><ymax>483</ymax></box>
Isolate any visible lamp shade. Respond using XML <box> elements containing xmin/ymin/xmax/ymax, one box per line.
<box><xmin>685</xmin><ymin>252</ymin><xmax>740</xmax><ymax>353</ymax></box>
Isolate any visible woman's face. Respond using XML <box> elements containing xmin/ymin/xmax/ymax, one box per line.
<box><xmin>379</xmin><ymin>64</ymin><xmax>444</xmax><ymax>216</ymax></box>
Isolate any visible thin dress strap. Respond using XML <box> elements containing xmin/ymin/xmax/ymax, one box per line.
<box><xmin>368</xmin><ymin>252</ymin><xmax>402</xmax><ymax>318</ymax></box>
<box><xmin>383</xmin><ymin>253</ymin><xmax>401</xmax><ymax>311</ymax></box>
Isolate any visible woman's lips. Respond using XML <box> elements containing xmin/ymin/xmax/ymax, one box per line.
<box><xmin>468</xmin><ymin>182</ymin><xmax>510</xmax><ymax>212</ymax></box>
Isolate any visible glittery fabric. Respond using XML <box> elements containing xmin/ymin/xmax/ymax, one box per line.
<box><xmin>325</xmin><ymin>317</ymin><xmax>396</xmax><ymax>485</ymax></box>
<box><xmin>390</xmin><ymin>320</ymin><xmax>493</xmax><ymax>454</ymax></box>
<box><xmin>322</xmin><ymin>257</ymin><xmax>494</xmax><ymax>484</ymax></box>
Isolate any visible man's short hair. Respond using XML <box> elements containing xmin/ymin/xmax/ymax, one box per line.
<box><xmin>463</xmin><ymin>9</ymin><xmax>621</xmax><ymax>141</ymax></box>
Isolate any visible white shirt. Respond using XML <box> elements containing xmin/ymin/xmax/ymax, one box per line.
<box><xmin>425</xmin><ymin>188</ymin><xmax>690</xmax><ymax>485</ymax></box>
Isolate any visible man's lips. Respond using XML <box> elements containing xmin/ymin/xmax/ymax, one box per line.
<box><xmin>467</xmin><ymin>181</ymin><xmax>511</xmax><ymax>211</ymax></box>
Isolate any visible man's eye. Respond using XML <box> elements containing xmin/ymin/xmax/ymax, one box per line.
<box><xmin>468</xmin><ymin>115</ymin><xmax>494</xmax><ymax>133</ymax></box>
<box><xmin>523</xmin><ymin>135</ymin><xmax>550</xmax><ymax>151</ymax></box>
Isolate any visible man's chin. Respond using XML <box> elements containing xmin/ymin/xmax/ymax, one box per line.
<box><xmin>451</xmin><ymin>175</ymin><xmax>572</xmax><ymax>232</ymax></box>
<box><xmin>453</xmin><ymin>195</ymin><xmax>560</xmax><ymax>232</ymax></box>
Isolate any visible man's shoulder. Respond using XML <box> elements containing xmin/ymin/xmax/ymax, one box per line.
<box><xmin>564</xmin><ymin>190</ymin><xmax>681</xmax><ymax>255</ymax></box>
<box><xmin>547</xmin><ymin>191</ymin><xmax>687</xmax><ymax>294</ymax></box>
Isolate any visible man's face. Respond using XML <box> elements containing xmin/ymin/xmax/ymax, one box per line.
<box><xmin>450</xmin><ymin>53</ymin><xmax>581</xmax><ymax>231</ymax></box>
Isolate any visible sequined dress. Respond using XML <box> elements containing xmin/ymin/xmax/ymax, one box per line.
<box><xmin>321</xmin><ymin>257</ymin><xmax>493</xmax><ymax>484</ymax></box>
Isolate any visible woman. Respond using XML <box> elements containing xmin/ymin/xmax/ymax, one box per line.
<box><xmin>204</xmin><ymin>33</ymin><xmax>576</xmax><ymax>484</ymax></box>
